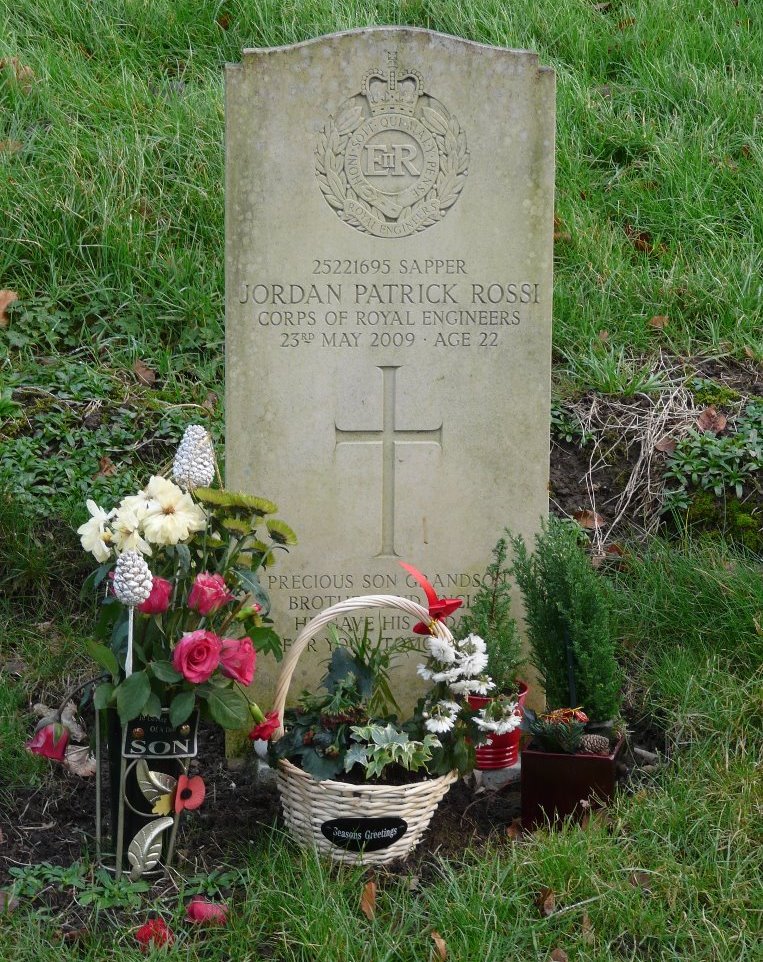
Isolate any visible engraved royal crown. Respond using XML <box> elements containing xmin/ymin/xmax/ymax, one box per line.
<box><xmin>361</xmin><ymin>50</ymin><xmax>423</xmax><ymax>117</ymax></box>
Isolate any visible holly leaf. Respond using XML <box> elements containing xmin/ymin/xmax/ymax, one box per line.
<box><xmin>115</xmin><ymin>671</ymin><xmax>151</xmax><ymax>723</ymax></box>
<box><xmin>204</xmin><ymin>685</ymin><xmax>251</xmax><ymax>729</ymax></box>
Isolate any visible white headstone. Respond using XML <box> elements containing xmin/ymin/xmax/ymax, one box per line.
<box><xmin>225</xmin><ymin>28</ymin><xmax>554</xmax><ymax>707</ymax></box>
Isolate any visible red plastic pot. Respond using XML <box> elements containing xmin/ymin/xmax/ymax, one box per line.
<box><xmin>468</xmin><ymin>682</ymin><xmax>528</xmax><ymax>770</ymax></box>
<box><xmin>520</xmin><ymin>735</ymin><xmax>624</xmax><ymax>830</ymax></box>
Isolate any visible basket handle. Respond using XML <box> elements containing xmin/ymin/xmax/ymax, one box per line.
<box><xmin>270</xmin><ymin>593</ymin><xmax>456</xmax><ymax>738</ymax></box>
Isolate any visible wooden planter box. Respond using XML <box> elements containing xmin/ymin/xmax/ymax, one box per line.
<box><xmin>521</xmin><ymin>736</ymin><xmax>624</xmax><ymax>830</ymax></box>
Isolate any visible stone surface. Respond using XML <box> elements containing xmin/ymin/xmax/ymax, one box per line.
<box><xmin>225</xmin><ymin>28</ymin><xmax>555</xmax><ymax>708</ymax></box>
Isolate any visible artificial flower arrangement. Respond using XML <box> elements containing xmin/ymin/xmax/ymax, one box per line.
<box><xmin>54</xmin><ymin>425</ymin><xmax>294</xmax><ymax>742</ymax></box>
<box><xmin>268</xmin><ymin>567</ymin><xmax>522</xmax><ymax>783</ymax></box>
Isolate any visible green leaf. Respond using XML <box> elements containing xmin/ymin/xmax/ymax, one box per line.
<box><xmin>248</xmin><ymin>626</ymin><xmax>282</xmax><ymax>659</ymax></box>
<box><xmin>115</xmin><ymin>671</ymin><xmax>151</xmax><ymax>723</ymax></box>
<box><xmin>234</xmin><ymin>568</ymin><xmax>271</xmax><ymax>616</ymax></box>
<box><xmin>144</xmin><ymin>692</ymin><xmax>162</xmax><ymax>718</ymax></box>
<box><xmin>93</xmin><ymin>682</ymin><xmax>115</xmax><ymax>710</ymax></box>
<box><xmin>87</xmin><ymin>640</ymin><xmax>119</xmax><ymax>678</ymax></box>
<box><xmin>175</xmin><ymin>543</ymin><xmax>191</xmax><ymax>573</ymax></box>
<box><xmin>300</xmin><ymin>748</ymin><xmax>343</xmax><ymax>780</ymax></box>
<box><xmin>150</xmin><ymin>660</ymin><xmax>183</xmax><ymax>684</ymax></box>
<box><xmin>204</xmin><ymin>686</ymin><xmax>251</xmax><ymax>729</ymax></box>
<box><xmin>169</xmin><ymin>690</ymin><xmax>196</xmax><ymax>727</ymax></box>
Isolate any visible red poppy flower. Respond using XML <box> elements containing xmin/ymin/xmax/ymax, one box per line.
<box><xmin>185</xmin><ymin>896</ymin><xmax>228</xmax><ymax>925</ymax></box>
<box><xmin>174</xmin><ymin>773</ymin><xmax>206</xmax><ymax>812</ymax></box>
<box><xmin>135</xmin><ymin>917</ymin><xmax>174</xmax><ymax>950</ymax></box>
<box><xmin>26</xmin><ymin>723</ymin><xmax>69</xmax><ymax>762</ymax></box>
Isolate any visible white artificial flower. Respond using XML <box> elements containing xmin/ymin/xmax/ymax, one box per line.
<box><xmin>424</xmin><ymin>699</ymin><xmax>460</xmax><ymax>734</ymax></box>
<box><xmin>117</xmin><ymin>491</ymin><xmax>152</xmax><ymax>520</ymax></box>
<box><xmin>448</xmin><ymin>676</ymin><xmax>495</xmax><ymax>696</ymax></box>
<box><xmin>417</xmin><ymin>664</ymin><xmax>434</xmax><ymax>681</ymax></box>
<box><xmin>142</xmin><ymin>475</ymin><xmax>207</xmax><ymax>545</ymax></box>
<box><xmin>431</xmin><ymin>665</ymin><xmax>464</xmax><ymax>684</ymax></box>
<box><xmin>474</xmin><ymin>712</ymin><xmax>522</xmax><ymax>736</ymax></box>
<box><xmin>427</xmin><ymin>636</ymin><xmax>457</xmax><ymax>663</ymax></box>
<box><xmin>457</xmin><ymin>649</ymin><xmax>489</xmax><ymax>678</ymax></box>
<box><xmin>111</xmin><ymin>507</ymin><xmax>152</xmax><ymax>556</ymax></box>
<box><xmin>77</xmin><ymin>500</ymin><xmax>115</xmax><ymax>562</ymax></box>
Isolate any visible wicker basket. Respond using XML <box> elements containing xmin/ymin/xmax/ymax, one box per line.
<box><xmin>271</xmin><ymin>594</ymin><xmax>458</xmax><ymax>864</ymax></box>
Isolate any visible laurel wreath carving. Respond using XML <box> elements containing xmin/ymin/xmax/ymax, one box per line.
<box><xmin>127</xmin><ymin>816</ymin><xmax>174</xmax><ymax>880</ymax></box>
<box><xmin>315</xmin><ymin>99</ymin><xmax>469</xmax><ymax>235</ymax></box>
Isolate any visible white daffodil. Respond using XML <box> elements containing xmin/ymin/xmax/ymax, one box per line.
<box><xmin>77</xmin><ymin>500</ymin><xmax>115</xmax><ymax>562</ymax></box>
<box><xmin>142</xmin><ymin>475</ymin><xmax>207</xmax><ymax>545</ymax></box>
<box><xmin>111</xmin><ymin>506</ymin><xmax>152</xmax><ymax>556</ymax></box>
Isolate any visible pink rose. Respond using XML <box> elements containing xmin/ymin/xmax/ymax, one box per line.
<box><xmin>185</xmin><ymin>896</ymin><xmax>227</xmax><ymax>925</ymax></box>
<box><xmin>219</xmin><ymin>637</ymin><xmax>256</xmax><ymax>686</ymax></box>
<box><xmin>138</xmin><ymin>576</ymin><xmax>173</xmax><ymax>615</ymax></box>
<box><xmin>26</xmin><ymin>723</ymin><xmax>69</xmax><ymax>761</ymax></box>
<box><xmin>172</xmin><ymin>630</ymin><xmax>222</xmax><ymax>683</ymax></box>
<box><xmin>187</xmin><ymin>572</ymin><xmax>234</xmax><ymax>616</ymax></box>
<box><xmin>249</xmin><ymin>710</ymin><xmax>280</xmax><ymax>743</ymax></box>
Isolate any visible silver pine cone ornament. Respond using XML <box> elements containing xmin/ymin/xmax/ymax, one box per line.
<box><xmin>113</xmin><ymin>550</ymin><xmax>153</xmax><ymax>607</ymax></box>
<box><xmin>173</xmin><ymin>424</ymin><xmax>215</xmax><ymax>490</ymax></box>
<box><xmin>580</xmin><ymin>733</ymin><xmax>611</xmax><ymax>755</ymax></box>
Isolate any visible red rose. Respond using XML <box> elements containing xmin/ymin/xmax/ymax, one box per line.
<box><xmin>187</xmin><ymin>572</ymin><xmax>234</xmax><ymax>616</ymax></box>
<box><xmin>138</xmin><ymin>576</ymin><xmax>173</xmax><ymax>615</ymax></box>
<box><xmin>26</xmin><ymin>723</ymin><xmax>69</xmax><ymax>761</ymax></box>
<box><xmin>172</xmin><ymin>630</ymin><xmax>222</xmax><ymax>683</ymax></box>
<box><xmin>135</xmin><ymin>917</ymin><xmax>174</xmax><ymax>950</ymax></box>
<box><xmin>249</xmin><ymin>710</ymin><xmax>280</xmax><ymax>742</ymax></box>
<box><xmin>185</xmin><ymin>896</ymin><xmax>227</xmax><ymax>925</ymax></box>
<box><xmin>219</xmin><ymin>636</ymin><xmax>256</xmax><ymax>686</ymax></box>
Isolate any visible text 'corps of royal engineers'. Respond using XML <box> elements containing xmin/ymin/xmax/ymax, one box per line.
<box><xmin>237</xmin><ymin>258</ymin><xmax>542</xmax><ymax>349</ymax></box>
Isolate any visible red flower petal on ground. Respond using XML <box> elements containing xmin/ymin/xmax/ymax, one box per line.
<box><xmin>26</xmin><ymin>723</ymin><xmax>69</xmax><ymax>761</ymax></box>
<box><xmin>185</xmin><ymin>896</ymin><xmax>228</xmax><ymax>925</ymax></box>
<box><xmin>174</xmin><ymin>773</ymin><xmax>206</xmax><ymax>812</ymax></box>
<box><xmin>135</xmin><ymin>917</ymin><xmax>174</xmax><ymax>950</ymax></box>
<box><xmin>249</xmin><ymin>710</ymin><xmax>280</xmax><ymax>742</ymax></box>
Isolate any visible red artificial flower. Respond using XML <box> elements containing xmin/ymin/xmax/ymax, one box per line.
<box><xmin>399</xmin><ymin>562</ymin><xmax>463</xmax><ymax>634</ymax></box>
<box><xmin>135</xmin><ymin>917</ymin><xmax>174</xmax><ymax>950</ymax></box>
<box><xmin>219</xmin><ymin>636</ymin><xmax>256</xmax><ymax>686</ymax></box>
<box><xmin>187</xmin><ymin>572</ymin><xmax>234</xmax><ymax>616</ymax></box>
<box><xmin>26</xmin><ymin>723</ymin><xmax>69</xmax><ymax>762</ymax></box>
<box><xmin>174</xmin><ymin>773</ymin><xmax>206</xmax><ymax>813</ymax></box>
<box><xmin>249</xmin><ymin>710</ymin><xmax>280</xmax><ymax>742</ymax></box>
<box><xmin>185</xmin><ymin>896</ymin><xmax>228</xmax><ymax>925</ymax></box>
<box><xmin>138</xmin><ymin>576</ymin><xmax>173</xmax><ymax>615</ymax></box>
<box><xmin>172</xmin><ymin>630</ymin><xmax>222</xmax><ymax>683</ymax></box>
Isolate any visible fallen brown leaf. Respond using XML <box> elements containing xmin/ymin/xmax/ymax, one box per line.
<box><xmin>94</xmin><ymin>456</ymin><xmax>117</xmax><ymax>478</ymax></box>
<box><xmin>696</xmin><ymin>406</ymin><xmax>727</xmax><ymax>434</ymax></box>
<box><xmin>581</xmin><ymin>911</ymin><xmax>595</xmax><ymax>944</ymax></box>
<box><xmin>0</xmin><ymin>56</ymin><xmax>35</xmax><ymax>91</ymax></box>
<box><xmin>360</xmin><ymin>880</ymin><xmax>376</xmax><ymax>921</ymax></box>
<box><xmin>536</xmin><ymin>887</ymin><xmax>556</xmax><ymax>917</ymax></box>
<box><xmin>133</xmin><ymin>359</ymin><xmax>157</xmax><ymax>386</ymax></box>
<box><xmin>61</xmin><ymin>701</ymin><xmax>88</xmax><ymax>741</ymax></box>
<box><xmin>64</xmin><ymin>745</ymin><xmax>97</xmax><ymax>777</ymax></box>
<box><xmin>598</xmin><ymin>329</ymin><xmax>610</xmax><ymax>342</ymax></box>
<box><xmin>550</xmin><ymin>950</ymin><xmax>569</xmax><ymax>962</ymax></box>
<box><xmin>654</xmin><ymin>435</ymin><xmax>677</xmax><ymax>454</ymax></box>
<box><xmin>743</xmin><ymin>345</ymin><xmax>756</xmax><ymax>359</ymax></box>
<box><xmin>648</xmin><ymin>315</ymin><xmax>668</xmax><ymax>330</ymax></box>
<box><xmin>574</xmin><ymin>509</ymin><xmax>606</xmax><ymax>530</ymax></box>
<box><xmin>506</xmin><ymin>819</ymin><xmax>523</xmax><ymax>841</ymax></box>
<box><xmin>0</xmin><ymin>290</ymin><xmax>19</xmax><ymax>327</ymax></box>
<box><xmin>431</xmin><ymin>931</ymin><xmax>447</xmax><ymax>961</ymax></box>
<box><xmin>629</xmin><ymin>870</ymin><xmax>653</xmax><ymax>892</ymax></box>
<box><xmin>203</xmin><ymin>391</ymin><xmax>218</xmax><ymax>413</ymax></box>
<box><xmin>0</xmin><ymin>140</ymin><xmax>23</xmax><ymax>154</ymax></box>
<box><xmin>217</xmin><ymin>12</ymin><xmax>232</xmax><ymax>29</ymax></box>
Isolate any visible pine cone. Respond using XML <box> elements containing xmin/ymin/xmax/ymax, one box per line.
<box><xmin>113</xmin><ymin>550</ymin><xmax>153</xmax><ymax>607</ymax></box>
<box><xmin>173</xmin><ymin>424</ymin><xmax>215</xmax><ymax>490</ymax></box>
<box><xmin>581</xmin><ymin>733</ymin><xmax>611</xmax><ymax>755</ymax></box>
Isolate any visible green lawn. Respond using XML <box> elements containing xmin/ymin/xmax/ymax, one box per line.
<box><xmin>1</xmin><ymin>2</ymin><xmax>762</xmax><ymax>959</ymax></box>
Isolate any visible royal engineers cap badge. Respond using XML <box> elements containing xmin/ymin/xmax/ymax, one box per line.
<box><xmin>315</xmin><ymin>51</ymin><xmax>469</xmax><ymax>238</ymax></box>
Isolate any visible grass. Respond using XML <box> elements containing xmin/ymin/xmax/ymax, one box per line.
<box><xmin>2</xmin><ymin>539</ymin><xmax>761</xmax><ymax>960</ymax></box>
<box><xmin>1</xmin><ymin>2</ymin><xmax>762</xmax><ymax>959</ymax></box>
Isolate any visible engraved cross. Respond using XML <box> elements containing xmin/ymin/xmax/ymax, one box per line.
<box><xmin>335</xmin><ymin>366</ymin><xmax>442</xmax><ymax>558</ymax></box>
